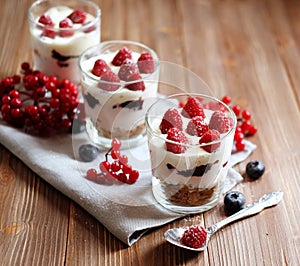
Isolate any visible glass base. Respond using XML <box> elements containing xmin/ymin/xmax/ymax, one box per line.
<box><xmin>85</xmin><ymin>118</ymin><xmax>147</xmax><ymax>149</ymax></box>
<box><xmin>152</xmin><ymin>177</ymin><xmax>222</xmax><ymax>214</ymax></box>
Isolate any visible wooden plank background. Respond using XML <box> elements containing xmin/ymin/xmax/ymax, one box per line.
<box><xmin>0</xmin><ymin>0</ymin><xmax>299</xmax><ymax>265</ymax></box>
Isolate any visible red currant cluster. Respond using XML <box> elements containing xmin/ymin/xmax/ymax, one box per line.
<box><xmin>221</xmin><ymin>95</ymin><xmax>258</xmax><ymax>151</ymax></box>
<box><xmin>86</xmin><ymin>138</ymin><xmax>140</xmax><ymax>185</ymax></box>
<box><xmin>0</xmin><ymin>62</ymin><xmax>79</xmax><ymax>136</ymax></box>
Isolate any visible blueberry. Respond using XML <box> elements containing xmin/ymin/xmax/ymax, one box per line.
<box><xmin>224</xmin><ymin>191</ymin><xmax>246</xmax><ymax>214</ymax></box>
<box><xmin>246</xmin><ymin>160</ymin><xmax>265</xmax><ymax>180</ymax></box>
<box><xmin>79</xmin><ymin>144</ymin><xmax>99</xmax><ymax>162</ymax></box>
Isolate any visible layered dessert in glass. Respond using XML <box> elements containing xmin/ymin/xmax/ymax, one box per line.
<box><xmin>28</xmin><ymin>0</ymin><xmax>101</xmax><ymax>84</ymax></box>
<box><xmin>79</xmin><ymin>40</ymin><xmax>160</xmax><ymax>148</ymax></box>
<box><xmin>146</xmin><ymin>93</ymin><xmax>236</xmax><ymax>213</ymax></box>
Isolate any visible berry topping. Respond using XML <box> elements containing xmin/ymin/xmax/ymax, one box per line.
<box><xmin>181</xmin><ymin>96</ymin><xmax>205</xmax><ymax>119</ymax></box>
<box><xmin>118</xmin><ymin>60</ymin><xmax>139</xmax><ymax>81</ymax></box>
<box><xmin>166</xmin><ymin>127</ymin><xmax>188</xmax><ymax>154</ymax></box>
<box><xmin>98</xmin><ymin>71</ymin><xmax>120</xmax><ymax>91</ymax></box>
<box><xmin>91</xmin><ymin>59</ymin><xmax>109</xmax><ymax>77</ymax></box>
<box><xmin>186</xmin><ymin>116</ymin><xmax>209</xmax><ymax>137</ymax></box>
<box><xmin>67</xmin><ymin>9</ymin><xmax>86</xmax><ymax>24</ymax></box>
<box><xmin>59</xmin><ymin>18</ymin><xmax>74</xmax><ymax>37</ymax></box>
<box><xmin>125</xmin><ymin>73</ymin><xmax>145</xmax><ymax>91</ymax></box>
<box><xmin>246</xmin><ymin>160</ymin><xmax>265</xmax><ymax>180</ymax></box>
<box><xmin>85</xmin><ymin>138</ymin><xmax>140</xmax><ymax>184</ymax></box>
<box><xmin>180</xmin><ymin>225</ymin><xmax>207</xmax><ymax>249</ymax></box>
<box><xmin>224</xmin><ymin>191</ymin><xmax>246</xmax><ymax>214</ymax></box>
<box><xmin>112</xmin><ymin>47</ymin><xmax>132</xmax><ymax>66</ymax></box>
<box><xmin>137</xmin><ymin>52</ymin><xmax>155</xmax><ymax>73</ymax></box>
<box><xmin>209</xmin><ymin>110</ymin><xmax>232</xmax><ymax>133</ymax></box>
<box><xmin>79</xmin><ymin>144</ymin><xmax>99</xmax><ymax>162</ymax></box>
<box><xmin>199</xmin><ymin>129</ymin><xmax>221</xmax><ymax>153</ymax></box>
<box><xmin>38</xmin><ymin>14</ymin><xmax>54</xmax><ymax>26</ymax></box>
<box><xmin>159</xmin><ymin>108</ymin><xmax>183</xmax><ymax>134</ymax></box>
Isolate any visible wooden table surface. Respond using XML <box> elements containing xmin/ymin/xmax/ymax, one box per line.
<box><xmin>1</xmin><ymin>0</ymin><xmax>299</xmax><ymax>265</ymax></box>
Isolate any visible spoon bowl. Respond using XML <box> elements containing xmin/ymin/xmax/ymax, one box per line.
<box><xmin>164</xmin><ymin>191</ymin><xmax>283</xmax><ymax>251</ymax></box>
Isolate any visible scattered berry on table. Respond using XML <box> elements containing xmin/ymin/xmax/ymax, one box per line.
<box><xmin>180</xmin><ymin>225</ymin><xmax>207</xmax><ymax>249</ymax></box>
<box><xmin>79</xmin><ymin>144</ymin><xmax>99</xmax><ymax>162</ymax></box>
<box><xmin>246</xmin><ymin>160</ymin><xmax>265</xmax><ymax>180</ymax></box>
<box><xmin>224</xmin><ymin>191</ymin><xmax>246</xmax><ymax>214</ymax></box>
<box><xmin>166</xmin><ymin>127</ymin><xmax>188</xmax><ymax>154</ymax></box>
<box><xmin>221</xmin><ymin>95</ymin><xmax>232</xmax><ymax>105</ymax></box>
<box><xmin>159</xmin><ymin>108</ymin><xmax>183</xmax><ymax>134</ymax></box>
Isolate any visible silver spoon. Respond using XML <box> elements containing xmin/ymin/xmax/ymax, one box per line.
<box><xmin>164</xmin><ymin>191</ymin><xmax>283</xmax><ymax>251</ymax></box>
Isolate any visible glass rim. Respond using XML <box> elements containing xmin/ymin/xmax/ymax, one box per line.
<box><xmin>78</xmin><ymin>40</ymin><xmax>160</xmax><ymax>85</ymax></box>
<box><xmin>145</xmin><ymin>93</ymin><xmax>237</xmax><ymax>148</ymax></box>
<box><xmin>28</xmin><ymin>0</ymin><xmax>101</xmax><ymax>32</ymax></box>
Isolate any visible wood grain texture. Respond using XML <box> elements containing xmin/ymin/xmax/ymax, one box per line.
<box><xmin>0</xmin><ymin>0</ymin><xmax>299</xmax><ymax>265</ymax></box>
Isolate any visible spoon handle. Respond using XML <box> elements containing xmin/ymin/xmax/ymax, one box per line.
<box><xmin>207</xmin><ymin>191</ymin><xmax>283</xmax><ymax>235</ymax></box>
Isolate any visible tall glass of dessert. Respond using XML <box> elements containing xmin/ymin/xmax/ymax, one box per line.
<box><xmin>28</xmin><ymin>0</ymin><xmax>101</xmax><ymax>84</ymax></box>
<box><xmin>145</xmin><ymin>93</ymin><xmax>237</xmax><ymax>213</ymax></box>
<box><xmin>79</xmin><ymin>40</ymin><xmax>160</xmax><ymax>149</ymax></box>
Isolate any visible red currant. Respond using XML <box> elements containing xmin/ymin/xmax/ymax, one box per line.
<box><xmin>128</xmin><ymin>170</ymin><xmax>139</xmax><ymax>184</ymax></box>
<box><xmin>111</xmin><ymin>149</ymin><xmax>120</xmax><ymax>160</ymax></box>
<box><xmin>86</xmin><ymin>168</ymin><xmax>97</xmax><ymax>180</ymax></box>
<box><xmin>235</xmin><ymin>140</ymin><xmax>246</xmax><ymax>151</ymax></box>
<box><xmin>242</xmin><ymin>109</ymin><xmax>251</xmax><ymax>120</ymax></box>
<box><xmin>232</xmin><ymin>105</ymin><xmax>241</xmax><ymax>116</ymax></box>
<box><xmin>221</xmin><ymin>95</ymin><xmax>231</xmax><ymax>105</ymax></box>
<box><xmin>99</xmin><ymin>161</ymin><xmax>111</xmax><ymax>173</ymax></box>
<box><xmin>111</xmin><ymin>138</ymin><xmax>121</xmax><ymax>150</ymax></box>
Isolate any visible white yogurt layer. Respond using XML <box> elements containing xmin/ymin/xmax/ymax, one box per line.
<box><xmin>30</xmin><ymin>6</ymin><xmax>100</xmax><ymax>83</ymax></box>
<box><xmin>148</xmin><ymin>111</ymin><xmax>234</xmax><ymax>189</ymax></box>
<box><xmin>81</xmin><ymin>52</ymin><xmax>159</xmax><ymax>136</ymax></box>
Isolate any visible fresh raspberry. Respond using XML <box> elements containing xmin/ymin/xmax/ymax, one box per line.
<box><xmin>112</xmin><ymin>47</ymin><xmax>132</xmax><ymax>66</ymax></box>
<box><xmin>209</xmin><ymin>110</ymin><xmax>232</xmax><ymax>133</ymax></box>
<box><xmin>98</xmin><ymin>71</ymin><xmax>120</xmax><ymax>91</ymax></box>
<box><xmin>186</xmin><ymin>116</ymin><xmax>209</xmax><ymax>137</ymax></box>
<box><xmin>166</xmin><ymin>128</ymin><xmax>188</xmax><ymax>154</ymax></box>
<box><xmin>42</xmin><ymin>27</ymin><xmax>56</xmax><ymax>39</ymax></box>
<box><xmin>92</xmin><ymin>59</ymin><xmax>109</xmax><ymax>77</ymax></box>
<box><xmin>38</xmin><ymin>14</ymin><xmax>54</xmax><ymax>26</ymax></box>
<box><xmin>199</xmin><ymin>129</ymin><xmax>221</xmax><ymax>153</ymax></box>
<box><xmin>125</xmin><ymin>73</ymin><xmax>145</xmax><ymax>91</ymax></box>
<box><xmin>118</xmin><ymin>59</ymin><xmax>139</xmax><ymax>81</ymax></box>
<box><xmin>67</xmin><ymin>9</ymin><xmax>86</xmax><ymax>24</ymax></box>
<box><xmin>180</xmin><ymin>225</ymin><xmax>207</xmax><ymax>249</ymax></box>
<box><xmin>59</xmin><ymin>18</ymin><xmax>74</xmax><ymax>37</ymax></box>
<box><xmin>159</xmin><ymin>108</ymin><xmax>183</xmax><ymax>134</ymax></box>
<box><xmin>137</xmin><ymin>52</ymin><xmax>155</xmax><ymax>73</ymax></box>
<box><xmin>181</xmin><ymin>97</ymin><xmax>205</xmax><ymax>119</ymax></box>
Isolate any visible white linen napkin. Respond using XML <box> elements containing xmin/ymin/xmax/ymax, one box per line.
<box><xmin>0</xmin><ymin>121</ymin><xmax>256</xmax><ymax>246</ymax></box>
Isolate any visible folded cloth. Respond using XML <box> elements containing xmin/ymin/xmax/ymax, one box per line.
<box><xmin>0</xmin><ymin>122</ymin><xmax>256</xmax><ymax>246</ymax></box>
